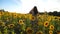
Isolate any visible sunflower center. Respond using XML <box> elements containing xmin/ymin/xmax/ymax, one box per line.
<box><xmin>51</xmin><ymin>26</ymin><xmax>53</xmax><ymax>28</ymax></box>
<box><xmin>0</xmin><ymin>23</ymin><xmax>2</xmax><ymax>25</ymax></box>
<box><xmin>27</xmin><ymin>30</ymin><xmax>32</xmax><ymax>33</ymax></box>
<box><xmin>45</xmin><ymin>23</ymin><xmax>48</xmax><ymax>25</ymax></box>
<box><xmin>38</xmin><ymin>32</ymin><xmax>42</xmax><ymax>34</ymax></box>
<box><xmin>20</xmin><ymin>21</ymin><xmax>22</xmax><ymax>23</ymax></box>
<box><xmin>32</xmin><ymin>17</ymin><xmax>34</xmax><ymax>19</ymax></box>
<box><xmin>10</xmin><ymin>25</ymin><xmax>13</xmax><ymax>26</ymax></box>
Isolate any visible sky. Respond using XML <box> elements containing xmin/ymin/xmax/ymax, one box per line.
<box><xmin>0</xmin><ymin>0</ymin><xmax>60</xmax><ymax>14</ymax></box>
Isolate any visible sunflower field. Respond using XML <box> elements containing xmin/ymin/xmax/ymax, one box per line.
<box><xmin>0</xmin><ymin>11</ymin><xmax>60</xmax><ymax>34</ymax></box>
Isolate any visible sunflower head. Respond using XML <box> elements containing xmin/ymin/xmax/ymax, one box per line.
<box><xmin>44</xmin><ymin>21</ymin><xmax>49</xmax><ymax>27</ymax></box>
<box><xmin>26</xmin><ymin>27</ymin><xmax>33</xmax><ymax>34</ymax></box>
<box><xmin>18</xmin><ymin>20</ymin><xmax>24</xmax><ymax>25</ymax></box>
<box><xmin>49</xmin><ymin>30</ymin><xmax>53</xmax><ymax>34</ymax></box>
<box><xmin>37</xmin><ymin>15</ymin><xmax>41</xmax><ymax>19</ymax></box>
<box><xmin>0</xmin><ymin>22</ymin><xmax>5</xmax><ymax>26</ymax></box>
<box><xmin>23</xmin><ymin>14</ymin><xmax>27</xmax><ymax>18</ymax></box>
<box><xmin>8</xmin><ymin>24</ymin><xmax>14</xmax><ymax>28</ymax></box>
<box><xmin>0</xmin><ymin>12</ymin><xmax>4</xmax><ymax>16</ymax></box>
<box><xmin>30</xmin><ymin>16</ymin><xmax>35</xmax><ymax>21</ymax></box>
<box><xmin>52</xmin><ymin>16</ymin><xmax>58</xmax><ymax>20</ymax></box>
<box><xmin>57</xmin><ymin>17</ymin><xmax>60</xmax><ymax>21</ymax></box>
<box><xmin>56</xmin><ymin>31</ymin><xmax>60</xmax><ymax>34</ymax></box>
<box><xmin>49</xmin><ymin>25</ymin><xmax>54</xmax><ymax>30</ymax></box>
<box><xmin>12</xmin><ymin>13</ymin><xmax>17</xmax><ymax>18</ymax></box>
<box><xmin>36</xmin><ymin>31</ymin><xmax>43</xmax><ymax>34</ymax></box>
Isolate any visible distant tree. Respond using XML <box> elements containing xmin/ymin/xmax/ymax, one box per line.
<box><xmin>53</xmin><ymin>11</ymin><xmax>57</xmax><ymax>16</ymax></box>
<box><xmin>48</xmin><ymin>12</ymin><xmax>53</xmax><ymax>15</ymax></box>
<box><xmin>0</xmin><ymin>9</ymin><xmax>5</xmax><ymax>12</ymax></box>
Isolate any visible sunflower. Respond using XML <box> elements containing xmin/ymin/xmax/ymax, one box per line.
<box><xmin>18</xmin><ymin>20</ymin><xmax>24</xmax><ymax>25</ymax></box>
<box><xmin>0</xmin><ymin>21</ymin><xmax>5</xmax><ymax>26</ymax></box>
<box><xmin>56</xmin><ymin>31</ymin><xmax>60</xmax><ymax>34</ymax></box>
<box><xmin>37</xmin><ymin>15</ymin><xmax>41</xmax><ymax>19</ymax></box>
<box><xmin>0</xmin><ymin>12</ymin><xmax>2</xmax><ymax>16</ymax></box>
<box><xmin>23</xmin><ymin>14</ymin><xmax>27</xmax><ymax>18</ymax></box>
<box><xmin>57</xmin><ymin>17</ymin><xmax>60</xmax><ymax>21</ymax></box>
<box><xmin>26</xmin><ymin>27</ymin><xmax>33</xmax><ymax>34</ymax></box>
<box><xmin>52</xmin><ymin>16</ymin><xmax>57</xmax><ymax>20</ymax></box>
<box><xmin>0</xmin><ymin>12</ymin><xmax>4</xmax><ymax>16</ymax></box>
<box><xmin>36</xmin><ymin>31</ymin><xmax>43</xmax><ymax>34</ymax></box>
<box><xmin>49</xmin><ymin>30</ymin><xmax>53</xmax><ymax>34</ymax></box>
<box><xmin>49</xmin><ymin>25</ymin><xmax>54</xmax><ymax>30</ymax></box>
<box><xmin>44</xmin><ymin>21</ymin><xmax>49</xmax><ymax>27</ymax></box>
<box><xmin>12</xmin><ymin>13</ymin><xmax>17</xmax><ymax>18</ymax></box>
<box><xmin>29</xmin><ymin>16</ymin><xmax>35</xmax><ymax>21</ymax></box>
<box><xmin>8</xmin><ymin>24</ymin><xmax>14</xmax><ymax>28</ymax></box>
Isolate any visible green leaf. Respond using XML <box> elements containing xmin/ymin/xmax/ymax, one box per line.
<box><xmin>0</xmin><ymin>31</ymin><xmax>2</xmax><ymax>34</ymax></box>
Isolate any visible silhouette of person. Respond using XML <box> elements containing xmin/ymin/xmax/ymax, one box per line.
<box><xmin>29</xmin><ymin>6</ymin><xmax>38</xmax><ymax>15</ymax></box>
